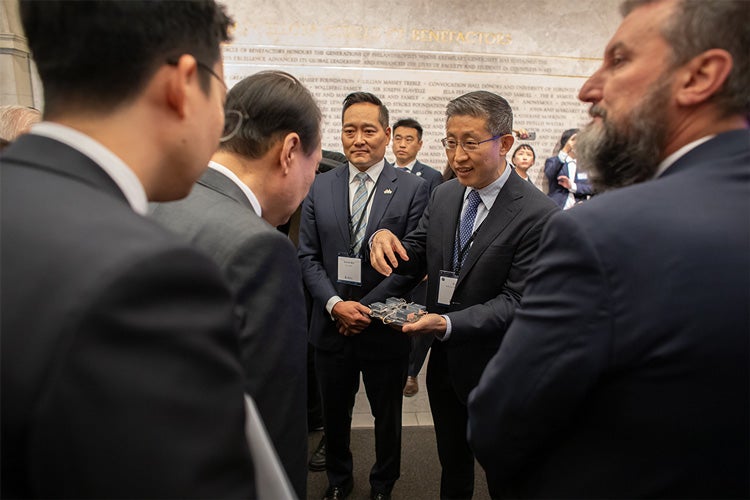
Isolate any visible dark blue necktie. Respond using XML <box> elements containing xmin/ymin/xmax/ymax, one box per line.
<box><xmin>453</xmin><ymin>189</ymin><xmax>481</xmax><ymax>271</ymax></box>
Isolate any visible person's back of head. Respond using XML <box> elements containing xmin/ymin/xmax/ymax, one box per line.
<box><xmin>218</xmin><ymin>71</ymin><xmax>321</xmax><ymax>160</ymax></box>
<box><xmin>0</xmin><ymin>105</ymin><xmax>41</xmax><ymax>141</ymax></box>
<box><xmin>20</xmin><ymin>0</ymin><xmax>233</xmax><ymax>119</ymax></box>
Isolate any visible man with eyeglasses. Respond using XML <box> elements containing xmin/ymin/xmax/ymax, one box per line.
<box><xmin>1</xmin><ymin>1</ymin><xmax>256</xmax><ymax>497</ymax></box>
<box><xmin>369</xmin><ymin>90</ymin><xmax>558</xmax><ymax>499</ymax></box>
<box><xmin>299</xmin><ymin>92</ymin><xmax>430</xmax><ymax>500</ymax></box>
<box><xmin>151</xmin><ymin>70</ymin><xmax>322</xmax><ymax>499</ymax></box>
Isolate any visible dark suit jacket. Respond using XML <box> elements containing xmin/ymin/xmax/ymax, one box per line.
<box><xmin>411</xmin><ymin>160</ymin><xmax>443</xmax><ymax>194</ymax></box>
<box><xmin>544</xmin><ymin>155</ymin><xmax>593</xmax><ymax>208</ymax></box>
<box><xmin>0</xmin><ymin>135</ymin><xmax>254</xmax><ymax>498</ymax></box>
<box><xmin>468</xmin><ymin>129</ymin><xmax>750</xmax><ymax>498</ymax></box>
<box><xmin>298</xmin><ymin>161</ymin><xmax>430</xmax><ymax>359</ymax></box>
<box><xmin>395</xmin><ymin>172</ymin><xmax>559</xmax><ymax>401</ymax></box>
<box><xmin>150</xmin><ymin>168</ymin><xmax>308</xmax><ymax>498</ymax></box>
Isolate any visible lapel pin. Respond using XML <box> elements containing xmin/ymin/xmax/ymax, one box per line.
<box><xmin>416</xmin><ymin>172</ymin><xmax>423</xmax><ymax>176</ymax></box>
<box><xmin>383</xmin><ymin>188</ymin><xmax>393</xmax><ymax>195</ymax></box>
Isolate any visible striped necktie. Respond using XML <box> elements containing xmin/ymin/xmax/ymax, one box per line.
<box><xmin>350</xmin><ymin>172</ymin><xmax>370</xmax><ymax>255</ymax></box>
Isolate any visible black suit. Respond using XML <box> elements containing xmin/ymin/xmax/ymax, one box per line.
<box><xmin>299</xmin><ymin>161</ymin><xmax>429</xmax><ymax>493</ymax></box>
<box><xmin>0</xmin><ymin>135</ymin><xmax>255</xmax><ymax>497</ymax></box>
<box><xmin>468</xmin><ymin>130</ymin><xmax>750</xmax><ymax>498</ymax></box>
<box><xmin>395</xmin><ymin>171</ymin><xmax>558</xmax><ymax>498</ymax></box>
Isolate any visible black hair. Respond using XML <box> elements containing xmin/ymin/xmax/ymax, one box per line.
<box><xmin>20</xmin><ymin>0</ymin><xmax>233</xmax><ymax>117</ymax></box>
<box><xmin>341</xmin><ymin>92</ymin><xmax>389</xmax><ymax>131</ymax></box>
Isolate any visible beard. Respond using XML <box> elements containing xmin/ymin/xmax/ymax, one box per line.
<box><xmin>576</xmin><ymin>77</ymin><xmax>671</xmax><ymax>192</ymax></box>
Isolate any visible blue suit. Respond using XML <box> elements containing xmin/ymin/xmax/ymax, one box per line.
<box><xmin>544</xmin><ymin>154</ymin><xmax>593</xmax><ymax>208</ymax></box>
<box><xmin>410</xmin><ymin>160</ymin><xmax>443</xmax><ymax>193</ymax></box>
<box><xmin>469</xmin><ymin>130</ymin><xmax>750</xmax><ymax>498</ymax></box>
<box><xmin>298</xmin><ymin>160</ymin><xmax>429</xmax><ymax>493</ymax></box>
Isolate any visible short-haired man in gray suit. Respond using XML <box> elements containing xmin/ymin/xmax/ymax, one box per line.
<box><xmin>1</xmin><ymin>1</ymin><xmax>254</xmax><ymax>497</ymax></box>
<box><xmin>151</xmin><ymin>70</ymin><xmax>322</xmax><ymax>499</ymax></box>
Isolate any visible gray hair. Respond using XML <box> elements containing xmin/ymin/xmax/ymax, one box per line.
<box><xmin>621</xmin><ymin>0</ymin><xmax>749</xmax><ymax>118</ymax></box>
<box><xmin>445</xmin><ymin>91</ymin><xmax>513</xmax><ymax>136</ymax></box>
<box><xmin>0</xmin><ymin>105</ymin><xmax>41</xmax><ymax>141</ymax></box>
<box><xmin>219</xmin><ymin>70</ymin><xmax>321</xmax><ymax>158</ymax></box>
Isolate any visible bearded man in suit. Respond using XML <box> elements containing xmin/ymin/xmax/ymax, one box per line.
<box><xmin>468</xmin><ymin>0</ymin><xmax>749</xmax><ymax>497</ymax></box>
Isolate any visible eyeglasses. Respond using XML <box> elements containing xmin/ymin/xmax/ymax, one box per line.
<box><xmin>441</xmin><ymin>135</ymin><xmax>503</xmax><ymax>151</ymax></box>
<box><xmin>221</xmin><ymin>109</ymin><xmax>249</xmax><ymax>142</ymax></box>
<box><xmin>165</xmin><ymin>57</ymin><xmax>227</xmax><ymax>90</ymax></box>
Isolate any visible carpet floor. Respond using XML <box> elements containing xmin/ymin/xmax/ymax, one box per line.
<box><xmin>306</xmin><ymin>428</ymin><xmax>490</xmax><ymax>499</ymax></box>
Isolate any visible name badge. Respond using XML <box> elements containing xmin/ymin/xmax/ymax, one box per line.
<box><xmin>437</xmin><ymin>270</ymin><xmax>458</xmax><ymax>306</ymax></box>
<box><xmin>338</xmin><ymin>255</ymin><xmax>362</xmax><ymax>286</ymax></box>
<box><xmin>578</xmin><ymin>172</ymin><xmax>588</xmax><ymax>180</ymax></box>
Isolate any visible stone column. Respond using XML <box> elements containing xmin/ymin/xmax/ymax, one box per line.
<box><xmin>0</xmin><ymin>0</ymin><xmax>40</xmax><ymax>107</ymax></box>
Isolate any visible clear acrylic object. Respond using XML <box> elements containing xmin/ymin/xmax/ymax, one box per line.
<box><xmin>369</xmin><ymin>298</ymin><xmax>427</xmax><ymax>326</ymax></box>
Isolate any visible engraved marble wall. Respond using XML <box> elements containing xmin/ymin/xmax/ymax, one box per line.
<box><xmin>221</xmin><ymin>0</ymin><xmax>622</xmax><ymax>186</ymax></box>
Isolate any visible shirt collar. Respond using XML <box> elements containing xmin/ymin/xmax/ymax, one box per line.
<box><xmin>349</xmin><ymin>158</ymin><xmax>385</xmax><ymax>184</ymax></box>
<box><xmin>463</xmin><ymin>162</ymin><xmax>513</xmax><ymax>211</ymax></box>
<box><xmin>208</xmin><ymin>161</ymin><xmax>262</xmax><ymax>216</ymax></box>
<box><xmin>30</xmin><ymin>122</ymin><xmax>148</xmax><ymax>214</ymax></box>
<box><xmin>396</xmin><ymin>159</ymin><xmax>417</xmax><ymax>172</ymax></box>
<box><xmin>655</xmin><ymin>135</ymin><xmax>716</xmax><ymax>178</ymax></box>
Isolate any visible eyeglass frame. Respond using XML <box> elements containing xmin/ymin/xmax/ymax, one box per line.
<box><xmin>440</xmin><ymin>134</ymin><xmax>505</xmax><ymax>151</ymax></box>
<box><xmin>165</xmin><ymin>57</ymin><xmax>227</xmax><ymax>90</ymax></box>
<box><xmin>165</xmin><ymin>57</ymin><xmax>247</xmax><ymax>143</ymax></box>
<box><xmin>221</xmin><ymin>109</ymin><xmax>249</xmax><ymax>143</ymax></box>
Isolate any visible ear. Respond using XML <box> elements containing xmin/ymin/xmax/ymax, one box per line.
<box><xmin>385</xmin><ymin>126</ymin><xmax>392</xmax><ymax>145</ymax></box>
<box><xmin>499</xmin><ymin>134</ymin><xmax>515</xmax><ymax>156</ymax></box>
<box><xmin>675</xmin><ymin>48</ymin><xmax>733</xmax><ymax>107</ymax></box>
<box><xmin>279</xmin><ymin>132</ymin><xmax>301</xmax><ymax>175</ymax></box>
<box><xmin>165</xmin><ymin>54</ymin><xmax>199</xmax><ymax>119</ymax></box>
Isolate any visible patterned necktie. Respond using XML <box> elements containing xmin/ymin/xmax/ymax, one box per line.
<box><xmin>453</xmin><ymin>189</ymin><xmax>482</xmax><ymax>271</ymax></box>
<box><xmin>350</xmin><ymin>172</ymin><xmax>370</xmax><ymax>255</ymax></box>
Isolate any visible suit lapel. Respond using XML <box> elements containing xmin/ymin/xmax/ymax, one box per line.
<box><xmin>198</xmin><ymin>168</ymin><xmax>255</xmax><ymax>212</ymax></box>
<box><xmin>332</xmin><ymin>167</ymin><xmax>352</xmax><ymax>245</ymax></box>
<box><xmin>441</xmin><ymin>180</ymin><xmax>465</xmax><ymax>272</ymax></box>
<box><xmin>457</xmin><ymin>173</ymin><xmax>524</xmax><ymax>284</ymax></box>
<box><xmin>413</xmin><ymin>161</ymin><xmax>425</xmax><ymax>178</ymax></box>
<box><xmin>365</xmin><ymin>162</ymin><xmax>398</xmax><ymax>243</ymax></box>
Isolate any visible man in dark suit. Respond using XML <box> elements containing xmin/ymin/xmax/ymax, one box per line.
<box><xmin>370</xmin><ymin>91</ymin><xmax>558</xmax><ymax>499</ymax></box>
<box><xmin>544</xmin><ymin>128</ymin><xmax>594</xmax><ymax>208</ymax></box>
<box><xmin>151</xmin><ymin>71</ymin><xmax>322</xmax><ymax>499</ymax></box>
<box><xmin>0</xmin><ymin>1</ymin><xmax>255</xmax><ymax>497</ymax></box>
<box><xmin>468</xmin><ymin>0</ymin><xmax>749</xmax><ymax>497</ymax></box>
<box><xmin>299</xmin><ymin>92</ymin><xmax>430</xmax><ymax>500</ymax></box>
<box><xmin>392</xmin><ymin>118</ymin><xmax>443</xmax><ymax>192</ymax></box>
<box><xmin>391</xmin><ymin>118</ymin><xmax>443</xmax><ymax>397</ymax></box>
